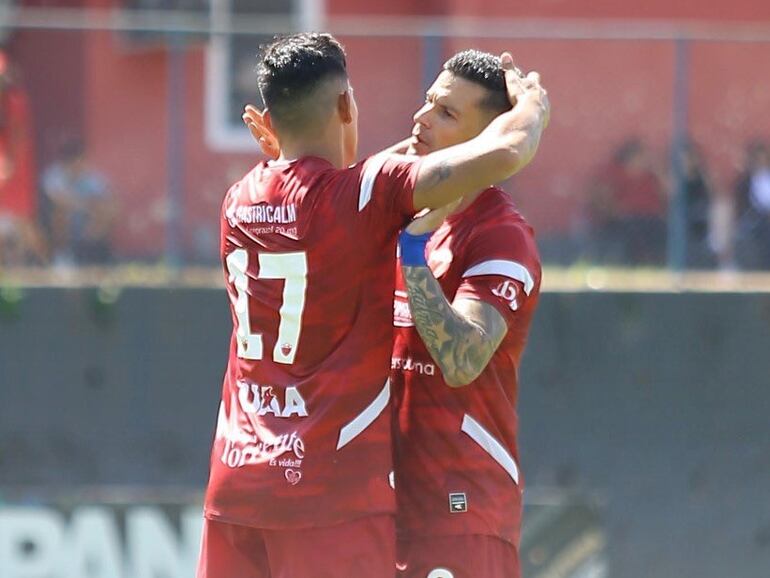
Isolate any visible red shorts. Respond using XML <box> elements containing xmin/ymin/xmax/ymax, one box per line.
<box><xmin>397</xmin><ymin>534</ymin><xmax>519</xmax><ymax>578</ymax></box>
<box><xmin>196</xmin><ymin>514</ymin><xmax>395</xmax><ymax>578</ymax></box>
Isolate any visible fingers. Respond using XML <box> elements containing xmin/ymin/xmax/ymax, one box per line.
<box><xmin>242</xmin><ymin>104</ymin><xmax>269</xmax><ymax>129</ymax></box>
<box><xmin>501</xmin><ymin>53</ymin><xmax>534</xmax><ymax>107</ymax></box>
<box><xmin>501</xmin><ymin>52</ymin><xmax>526</xmax><ymax>79</ymax></box>
<box><xmin>242</xmin><ymin>106</ymin><xmax>272</xmax><ymax>138</ymax></box>
<box><xmin>241</xmin><ymin>105</ymin><xmax>280</xmax><ymax>158</ymax></box>
<box><xmin>526</xmin><ymin>71</ymin><xmax>541</xmax><ymax>85</ymax></box>
<box><xmin>500</xmin><ymin>53</ymin><xmax>551</xmax><ymax>128</ymax></box>
<box><xmin>501</xmin><ymin>52</ymin><xmax>514</xmax><ymax>70</ymax></box>
<box><xmin>504</xmin><ymin>70</ymin><xmax>527</xmax><ymax>106</ymax></box>
<box><xmin>244</xmin><ymin>117</ymin><xmax>268</xmax><ymax>143</ymax></box>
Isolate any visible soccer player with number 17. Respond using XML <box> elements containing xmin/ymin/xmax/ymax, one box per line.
<box><xmin>197</xmin><ymin>33</ymin><xmax>549</xmax><ymax>578</ymax></box>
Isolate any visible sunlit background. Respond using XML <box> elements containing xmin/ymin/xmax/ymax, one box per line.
<box><xmin>1</xmin><ymin>1</ymin><xmax>770</xmax><ymax>577</ymax></box>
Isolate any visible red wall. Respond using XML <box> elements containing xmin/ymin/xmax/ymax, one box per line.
<box><xmin>442</xmin><ymin>37</ymin><xmax>678</xmax><ymax>231</ymax></box>
<box><xmin>328</xmin><ymin>0</ymin><xmax>446</xmax><ymax>15</ymax></box>
<box><xmin>18</xmin><ymin>0</ymin><xmax>770</xmax><ymax>256</ymax></box>
<box><xmin>444</xmin><ymin>0</ymin><xmax>770</xmax><ymax>21</ymax></box>
<box><xmin>81</xmin><ymin>15</ymin><xmax>257</xmax><ymax>255</ymax></box>
<box><xmin>11</xmin><ymin>27</ymin><xmax>86</xmax><ymax>173</ymax></box>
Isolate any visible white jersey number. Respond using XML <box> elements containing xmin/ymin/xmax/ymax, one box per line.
<box><xmin>226</xmin><ymin>248</ymin><xmax>308</xmax><ymax>364</ymax></box>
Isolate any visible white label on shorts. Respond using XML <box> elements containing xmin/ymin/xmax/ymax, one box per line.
<box><xmin>448</xmin><ymin>493</ymin><xmax>467</xmax><ymax>513</ymax></box>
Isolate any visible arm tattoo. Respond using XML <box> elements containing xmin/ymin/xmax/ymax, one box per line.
<box><xmin>402</xmin><ymin>265</ymin><xmax>507</xmax><ymax>387</ymax></box>
<box><xmin>422</xmin><ymin>160</ymin><xmax>452</xmax><ymax>190</ymax></box>
<box><xmin>437</xmin><ymin>160</ymin><xmax>451</xmax><ymax>182</ymax></box>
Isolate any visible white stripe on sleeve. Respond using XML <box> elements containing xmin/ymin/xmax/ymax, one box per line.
<box><xmin>358</xmin><ymin>154</ymin><xmax>389</xmax><ymax>211</ymax></box>
<box><xmin>462</xmin><ymin>259</ymin><xmax>535</xmax><ymax>296</ymax></box>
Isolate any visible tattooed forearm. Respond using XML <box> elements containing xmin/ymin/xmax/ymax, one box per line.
<box><xmin>402</xmin><ymin>265</ymin><xmax>507</xmax><ymax>387</ymax></box>
<box><xmin>421</xmin><ymin>160</ymin><xmax>452</xmax><ymax>191</ymax></box>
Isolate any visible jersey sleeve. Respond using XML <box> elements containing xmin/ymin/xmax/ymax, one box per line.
<box><xmin>453</xmin><ymin>224</ymin><xmax>542</xmax><ymax>329</ymax></box>
<box><xmin>354</xmin><ymin>153</ymin><xmax>422</xmax><ymax>231</ymax></box>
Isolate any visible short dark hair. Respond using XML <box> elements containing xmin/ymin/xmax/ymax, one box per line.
<box><xmin>443</xmin><ymin>50</ymin><xmax>511</xmax><ymax>114</ymax></box>
<box><xmin>257</xmin><ymin>33</ymin><xmax>348</xmax><ymax>133</ymax></box>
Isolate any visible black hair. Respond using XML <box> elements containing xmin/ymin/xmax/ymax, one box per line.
<box><xmin>257</xmin><ymin>33</ymin><xmax>348</xmax><ymax>133</ymax></box>
<box><xmin>443</xmin><ymin>49</ymin><xmax>511</xmax><ymax>114</ymax></box>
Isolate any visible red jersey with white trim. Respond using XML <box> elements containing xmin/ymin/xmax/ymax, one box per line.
<box><xmin>204</xmin><ymin>154</ymin><xmax>420</xmax><ymax>529</ymax></box>
<box><xmin>391</xmin><ymin>186</ymin><xmax>541</xmax><ymax>546</ymax></box>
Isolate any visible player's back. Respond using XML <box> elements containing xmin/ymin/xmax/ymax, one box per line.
<box><xmin>206</xmin><ymin>154</ymin><xmax>419</xmax><ymax>529</ymax></box>
<box><xmin>222</xmin><ymin>158</ymin><xmax>392</xmax><ymax>378</ymax></box>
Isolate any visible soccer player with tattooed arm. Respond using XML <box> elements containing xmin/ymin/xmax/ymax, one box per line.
<box><xmin>392</xmin><ymin>50</ymin><xmax>544</xmax><ymax>578</ymax></box>
<box><xmin>198</xmin><ymin>33</ymin><xmax>549</xmax><ymax>578</ymax></box>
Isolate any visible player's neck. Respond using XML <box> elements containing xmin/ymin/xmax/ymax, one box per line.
<box><xmin>452</xmin><ymin>188</ymin><xmax>485</xmax><ymax>215</ymax></box>
<box><xmin>278</xmin><ymin>135</ymin><xmax>344</xmax><ymax>169</ymax></box>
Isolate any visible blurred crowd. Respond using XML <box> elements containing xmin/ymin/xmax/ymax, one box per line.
<box><xmin>0</xmin><ymin>51</ymin><xmax>115</xmax><ymax>269</ymax></box>
<box><xmin>1</xmin><ymin>47</ymin><xmax>769</xmax><ymax>271</ymax></box>
<box><xmin>579</xmin><ymin>136</ymin><xmax>770</xmax><ymax>270</ymax></box>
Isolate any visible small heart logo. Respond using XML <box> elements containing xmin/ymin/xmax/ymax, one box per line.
<box><xmin>285</xmin><ymin>468</ymin><xmax>302</xmax><ymax>485</ymax></box>
<box><xmin>281</xmin><ymin>343</ymin><xmax>293</xmax><ymax>357</ymax></box>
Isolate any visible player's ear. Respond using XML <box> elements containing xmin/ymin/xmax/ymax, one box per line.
<box><xmin>338</xmin><ymin>90</ymin><xmax>354</xmax><ymax>125</ymax></box>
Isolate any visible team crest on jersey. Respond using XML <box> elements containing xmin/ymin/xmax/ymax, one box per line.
<box><xmin>237</xmin><ymin>380</ymin><xmax>309</xmax><ymax>418</ymax></box>
<box><xmin>280</xmin><ymin>343</ymin><xmax>293</xmax><ymax>357</ymax></box>
<box><xmin>492</xmin><ymin>280</ymin><xmax>520</xmax><ymax>311</ymax></box>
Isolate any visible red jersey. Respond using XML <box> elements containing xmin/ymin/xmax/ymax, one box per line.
<box><xmin>391</xmin><ymin>186</ymin><xmax>541</xmax><ymax>546</ymax></box>
<box><xmin>0</xmin><ymin>87</ymin><xmax>36</xmax><ymax>219</ymax></box>
<box><xmin>204</xmin><ymin>154</ymin><xmax>420</xmax><ymax>529</ymax></box>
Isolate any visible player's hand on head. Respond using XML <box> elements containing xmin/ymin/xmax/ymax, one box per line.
<box><xmin>405</xmin><ymin>199</ymin><xmax>461</xmax><ymax>235</ymax></box>
<box><xmin>501</xmin><ymin>52</ymin><xmax>526</xmax><ymax>105</ymax></box>
<box><xmin>242</xmin><ymin>105</ymin><xmax>280</xmax><ymax>159</ymax></box>
<box><xmin>500</xmin><ymin>52</ymin><xmax>550</xmax><ymax>129</ymax></box>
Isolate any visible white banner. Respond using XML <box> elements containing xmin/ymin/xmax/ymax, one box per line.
<box><xmin>0</xmin><ymin>504</ymin><xmax>203</xmax><ymax>578</ymax></box>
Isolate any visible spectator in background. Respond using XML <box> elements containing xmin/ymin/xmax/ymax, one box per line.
<box><xmin>0</xmin><ymin>50</ymin><xmax>46</xmax><ymax>265</ymax></box>
<box><xmin>42</xmin><ymin>139</ymin><xmax>115</xmax><ymax>265</ymax></box>
<box><xmin>587</xmin><ymin>138</ymin><xmax>667</xmax><ymax>265</ymax></box>
<box><xmin>678</xmin><ymin>140</ymin><xmax>718</xmax><ymax>268</ymax></box>
<box><xmin>734</xmin><ymin>141</ymin><xmax>770</xmax><ymax>269</ymax></box>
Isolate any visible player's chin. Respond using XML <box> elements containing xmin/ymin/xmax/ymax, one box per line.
<box><xmin>410</xmin><ymin>140</ymin><xmax>430</xmax><ymax>156</ymax></box>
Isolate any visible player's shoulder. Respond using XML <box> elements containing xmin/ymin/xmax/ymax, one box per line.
<box><xmin>335</xmin><ymin>152</ymin><xmax>420</xmax><ymax>209</ymax></box>
<box><xmin>455</xmin><ymin>187</ymin><xmax>541</xmax><ymax>281</ymax></box>
<box><xmin>349</xmin><ymin>152</ymin><xmax>419</xmax><ymax>179</ymax></box>
<box><xmin>470</xmin><ymin>187</ymin><xmax>535</xmax><ymax>241</ymax></box>
<box><xmin>222</xmin><ymin>162</ymin><xmax>261</xmax><ymax>207</ymax></box>
<box><xmin>300</xmin><ymin>154</ymin><xmax>394</xmax><ymax>193</ymax></box>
